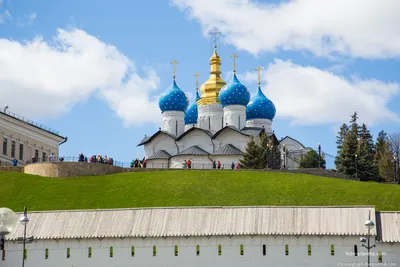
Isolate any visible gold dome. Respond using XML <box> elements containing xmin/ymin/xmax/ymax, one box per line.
<box><xmin>197</xmin><ymin>46</ymin><xmax>226</xmax><ymax>105</ymax></box>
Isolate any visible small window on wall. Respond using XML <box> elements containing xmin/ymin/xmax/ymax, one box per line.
<box><xmin>42</xmin><ymin>152</ymin><xmax>47</xmax><ymax>162</ymax></box>
<box><xmin>19</xmin><ymin>144</ymin><xmax>24</xmax><ymax>160</ymax></box>
<box><xmin>354</xmin><ymin>245</ymin><xmax>358</xmax><ymax>256</ymax></box>
<box><xmin>330</xmin><ymin>245</ymin><xmax>335</xmax><ymax>256</ymax></box>
<box><xmin>285</xmin><ymin>244</ymin><xmax>289</xmax><ymax>256</ymax></box>
<box><xmin>131</xmin><ymin>246</ymin><xmax>135</xmax><ymax>257</ymax></box>
<box><xmin>307</xmin><ymin>245</ymin><xmax>312</xmax><ymax>256</ymax></box>
<box><xmin>11</xmin><ymin>141</ymin><xmax>15</xmax><ymax>158</ymax></box>
<box><xmin>35</xmin><ymin>149</ymin><xmax>39</xmax><ymax>162</ymax></box>
<box><xmin>2</xmin><ymin>250</ymin><xmax>5</xmax><ymax>261</ymax></box>
<box><xmin>153</xmin><ymin>246</ymin><xmax>157</xmax><ymax>256</ymax></box>
<box><xmin>110</xmin><ymin>247</ymin><xmax>113</xmax><ymax>257</ymax></box>
<box><xmin>45</xmin><ymin>248</ymin><xmax>49</xmax><ymax>259</ymax></box>
<box><xmin>378</xmin><ymin>251</ymin><xmax>383</xmax><ymax>263</ymax></box>
<box><xmin>3</xmin><ymin>137</ymin><xmax>7</xmax><ymax>155</ymax></box>
<box><xmin>240</xmin><ymin>244</ymin><xmax>244</xmax><ymax>255</ymax></box>
<box><xmin>174</xmin><ymin>245</ymin><xmax>178</xmax><ymax>256</ymax></box>
<box><xmin>88</xmin><ymin>247</ymin><xmax>92</xmax><ymax>258</ymax></box>
<box><xmin>67</xmin><ymin>248</ymin><xmax>70</xmax><ymax>258</ymax></box>
<box><xmin>218</xmin><ymin>245</ymin><xmax>222</xmax><ymax>256</ymax></box>
<box><xmin>262</xmin><ymin>244</ymin><xmax>267</xmax><ymax>256</ymax></box>
<box><xmin>196</xmin><ymin>245</ymin><xmax>200</xmax><ymax>256</ymax></box>
<box><xmin>24</xmin><ymin>249</ymin><xmax>27</xmax><ymax>260</ymax></box>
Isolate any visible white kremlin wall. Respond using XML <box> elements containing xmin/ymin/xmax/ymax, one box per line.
<box><xmin>2</xmin><ymin>236</ymin><xmax>399</xmax><ymax>267</ymax></box>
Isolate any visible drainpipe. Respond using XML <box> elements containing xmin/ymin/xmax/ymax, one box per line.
<box><xmin>59</xmin><ymin>136</ymin><xmax>68</xmax><ymax>146</ymax></box>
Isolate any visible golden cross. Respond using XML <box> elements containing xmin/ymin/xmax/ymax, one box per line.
<box><xmin>230</xmin><ymin>54</ymin><xmax>238</xmax><ymax>73</ymax></box>
<box><xmin>209</xmin><ymin>27</ymin><xmax>221</xmax><ymax>48</ymax></box>
<box><xmin>194</xmin><ymin>72</ymin><xmax>201</xmax><ymax>91</ymax></box>
<box><xmin>171</xmin><ymin>60</ymin><xmax>178</xmax><ymax>79</ymax></box>
<box><xmin>256</xmin><ymin>66</ymin><xmax>263</xmax><ymax>85</ymax></box>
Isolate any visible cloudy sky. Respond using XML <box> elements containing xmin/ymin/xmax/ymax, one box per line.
<box><xmin>1</xmin><ymin>0</ymin><xmax>399</xmax><ymax>167</ymax></box>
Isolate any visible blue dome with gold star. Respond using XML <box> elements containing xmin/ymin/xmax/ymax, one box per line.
<box><xmin>219</xmin><ymin>74</ymin><xmax>250</xmax><ymax>107</ymax></box>
<box><xmin>246</xmin><ymin>86</ymin><xmax>276</xmax><ymax>121</ymax></box>
<box><xmin>184</xmin><ymin>90</ymin><xmax>200</xmax><ymax>125</ymax></box>
<box><xmin>159</xmin><ymin>80</ymin><xmax>189</xmax><ymax>113</ymax></box>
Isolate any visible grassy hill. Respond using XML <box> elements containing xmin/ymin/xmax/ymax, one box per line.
<box><xmin>1</xmin><ymin>170</ymin><xmax>399</xmax><ymax>212</ymax></box>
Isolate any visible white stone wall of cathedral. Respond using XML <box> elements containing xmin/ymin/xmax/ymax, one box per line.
<box><xmin>145</xmin><ymin>159</ymin><xmax>169</xmax><ymax>169</ymax></box>
<box><xmin>177</xmin><ymin>131</ymin><xmax>214</xmax><ymax>154</ymax></box>
<box><xmin>3</xmin><ymin>236</ymin><xmax>399</xmax><ymax>267</ymax></box>
<box><xmin>212</xmin><ymin>130</ymin><xmax>250</xmax><ymax>153</ymax></box>
<box><xmin>184</xmin><ymin>124</ymin><xmax>196</xmax><ymax>132</ymax></box>
<box><xmin>169</xmin><ymin>155</ymin><xmax>213</xmax><ymax>169</ymax></box>
<box><xmin>223</xmin><ymin>105</ymin><xmax>246</xmax><ymax>130</ymax></box>
<box><xmin>144</xmin><ymin>136</ymin><xmax>177</xmax><ymax>158</ymax></box>
<box><xmin>209</xmin><ymin>155</ymin><xmax>243</xmax><ymax>169</ymax></box>
<box><xmin>161</xmin><ymin>111</ymin><xmax>185</xmax><ymax>137</ymax></box>
<box><xmin>197</xmin><ymin>104</ymin><xmax>224</xmax><ymax>133</ymax></box>
<box><xmin>246</xmin><ymin>119</ymin><xmax>273</xmax><ymax>134</ymax></box>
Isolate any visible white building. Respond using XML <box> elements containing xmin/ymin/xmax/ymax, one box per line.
<box><xmin>0</xmin><ymin>109</ymin><xmax>67</xmax><ymax>166</ymax></box>
<box><xmin>138</xmin><ymin>46</ymin><xmax>309</xmax><ymax>169</ymax></box>
<box><xmin>2</xmin><ymin>206</ymin><xmax>399</xmax><ymax>267</ymax></box>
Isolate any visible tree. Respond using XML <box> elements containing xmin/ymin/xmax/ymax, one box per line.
<box><xmin>375</xmin><ymin>130</ymin><xmax>395</xmax><ymax>181</ymax></box>
<box><xmin>335</xmin><ymin>123</ymin><xmax>349</xmax><ymax>172</ymax></box>
<box><xmin>338</xmin><ymin>112</ymin><xmax>360</xmax><ymax>177</ymax></box>
<box><xmin>356</xmin><ymin>123</ymin><xmax>378</xmax><ymax>180</ymax></box>
<box><xmin>239</xmin><ymin>136</ymin><xmax>263</xmax><ymax>169</ymax></box>
<box><xmin>388</xmin><ymin>132</ymin><xmax>400</xmax><ymax>182</ymax></box>
<box><xmin>299</xmin><ymin>149</ymin><xmax>326</xmax><ymax>169</ymax></box>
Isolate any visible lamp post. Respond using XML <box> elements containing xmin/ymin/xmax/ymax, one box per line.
<box><xmin>20</xmin><ymin>207</ymin><xmax>29</xmax><ymax>267</ymax></box>
<box><xmin>360</xmin><ymin>218</ymin><xmax>375</xmax><ymax>267</ymax></box>
<box><xmin>355</xmin><ymin>154</ymin><xmax>358</xmax><ymax>180</ymax></box>
<box><xmin>318</xmin><ymin>143</ymin><xmax>321</xmax><ymax>168</ymax></box>
<box><xmin>282</xmin><ymin>144</ymin><xmax>286</xmax><ymax>169</ymax></box>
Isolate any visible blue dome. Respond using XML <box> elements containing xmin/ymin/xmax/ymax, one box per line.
<box><xmin>246</xmin><ymin>86</ymin><xmax>276</xmax><ymax>121</ymax></box>
<box><xmin>184</xmin><ymin>90</ymin><xmax>200</xmax><ymax>125</ymax></box>
<box><xmin>159</xmin><ymin>80</ymin><xmax>189</xmax><ymax>113</ymax></box>
<box><xmin>219</xmin><ymin>74</ymin><xmax>250</xmax><ymax>107</ymax></box>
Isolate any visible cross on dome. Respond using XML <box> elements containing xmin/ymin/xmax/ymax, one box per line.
<box><xmin>230</xmin><ymin>54</ymin><xmax>238</xmax><ymax>73</ymax></box>
<box><xmin>171</xmin><ymin>60</ymin><xmax>178</xmax><ymax>79</ymax></box>
<box><xmin>194</xmin><ymin>72</ymin><xmax>201</xmax><ymax>91</ymax></box>
<box><xmin>256</xmin><ymin>66</ymin><xmax>263</xmax><ymax>85</ymax></box>
<box><xmin>209</xmin><ymin>27</ymin><xmax>221</xmax><ymax>48</ymax></box>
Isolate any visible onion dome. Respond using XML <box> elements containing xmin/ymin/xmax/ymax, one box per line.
<box><xmin>219</xmin><ymin>74</ymin><xmax>250</xmax><ymax>107</ymax></box>
<box><xmin>184</xmin><ymin>90</ymin><xmax>200</xmax><ymax>125</ymax></box>
<box><xmin>246</xmin><ymin>86</ymin><xmax>276</xmax><ymax>121</ymax></box>
<box><xmin>159</xmin><ymin>80</ymin><xmax>189</xmax><ymax>113</ymax></box>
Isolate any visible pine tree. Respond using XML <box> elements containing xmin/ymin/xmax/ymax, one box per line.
<box><xmin>335</xmin><ymin>123</ymin><xmax>349</xmax><ymax>172</ymax></box>
<box><xmin>259</xmin><ymin>132</ymin><xmax>276</xmax><ymax>168</ymax></box>
<box><xmin>339</xmin><ymin>112</ymin><xmax>360</xmax><ymax>177</ymax></box>
<box><xmin>239</xmin><ymin>136</ymin><xmax>263</xmax><ymax>169</ymax></box>
<box><xmin>376</xmin><ymin>130</ymin><xmax>395</xmax><ymax>181</ymax></box>
<box><xmin>357</xmin><ymin>123</ymin><xmax>378</xmax><ymax>180</ymax></box>
<box><xmin>299</xmin><ymin>149</ymin><xmax>326</xmax><ymax>169</ymax></box>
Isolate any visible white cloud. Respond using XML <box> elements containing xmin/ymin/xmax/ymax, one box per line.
<box><xmin>0</xmin><ymin>28</ymin><xmax>161</xmax><ymax>126</ymax></box>
<box><xmin>0</xmin><ymin>9</ymin><xmax>11</xmax><ymax>23</ymax></box>
<box><xmin>17</xmin><ymin>11</ymin><xmax>37</xmax><ymax>26</ymax></box>
<box><xmin>240</xmin><ymin>59</ymin><xmax>399</xmax><ymax>126</ymax></box>
<box><xmin>172</xmin><ymin>0</ymin><xmax>400</xmax><ymax>59</ymax></box>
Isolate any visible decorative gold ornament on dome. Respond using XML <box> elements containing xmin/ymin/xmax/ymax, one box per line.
<box><xmin>197</xmin><ymin>27</ymin><xmax>227</xmax><ymax>105</ymax></box>
<box><xmin>171</xmin><ymin>60</ymin><xmax>178</xmax><ymax>79</ymax></box>
<box><xmin>194</xmin><ymin>72</ymin><xmax>201</xmax><ymax>91</ymax></box>
<box><xmin>256</xmin><ymin>66</ymin><xmax>263</xmax><ymax>85</ymax></box>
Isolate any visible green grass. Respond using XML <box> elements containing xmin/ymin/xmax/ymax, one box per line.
<box><xmin>1</xmin><ymin>170</ymin><xmax>399</xmax><ymax>212</ymax></box>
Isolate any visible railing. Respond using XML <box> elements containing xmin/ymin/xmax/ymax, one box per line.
<box><xmin>145</xmin><ymin>162</ymin><xmax>239</xmax><ymax>170</ymax></box>
<box><xmin>0</xmin><ymin>109</ymin><xmax>61</xmax><ymax>136</ymax></box>
<box><xmin>26</xmin><ymin>156</ymin><xmax>130</xmax><ymax>168</ymax></box>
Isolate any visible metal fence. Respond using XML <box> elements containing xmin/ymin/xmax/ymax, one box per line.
<box><xmin>23</xmin><ymin>156</ymin><xmax>131</xmax><ymax>168</ymax></box>
<box><xmin>145</xmin><ymin>162</ymin><xmax>238</xmax><ymax>170</ymax></box>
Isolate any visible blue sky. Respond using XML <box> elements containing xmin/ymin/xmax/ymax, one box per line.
<box><xmin>1</xmin><ymin>0</ymin><xmax>400</xmax><ymax>168</ymax></box>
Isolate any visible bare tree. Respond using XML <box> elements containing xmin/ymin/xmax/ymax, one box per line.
<box><xmin>389</xmin><ymin>132</ymin><xmax>400</xmax><ymax>182</ymax></box>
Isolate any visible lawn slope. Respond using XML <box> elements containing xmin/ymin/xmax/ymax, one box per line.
<box><xmin>0</xmin><ymin>170</ymin><xmax>399</xmax><ymax>211</ymax></box>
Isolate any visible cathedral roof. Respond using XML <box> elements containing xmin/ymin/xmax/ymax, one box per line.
<box><xmin>246</xmin><ymin>86</ymin><xmax>276</xmax><ymax>121</ymax></box>
<box><xmin>159</xmin><ymin>80</ymin><xmax>189</xmax><ymax>113</ymax></box>
<box><xmin>219</xmin><ymin>74</ymin><xmax>250</xmax><ymax>107</ymax></box>
<box><xmin>213</xmin><ymin>144</ymin><xmax>243</xmax><ymax>155</ymax></box>
<box><xmin>176</xmin><ymin>145</ymin><xmax>210</xmax><ymax>156</ymax></box>
<box><xmin>147</xmin><ymin>150</ymin><xmax>171</xmax><ymax>160</ymax></box>
<box><xmin>212</xmin><ymin>125</ymin><xmax>251</xmax><ymax>139</ymax></box>
<box><xmin>137</xmin><ymin>129</ymin><xmax>176</xmax><ymax>146</ymax></box>
<box><xmin>175</xmin><ymin>127</ymin><xmax>213</xmax><ymax>141</ymax></box>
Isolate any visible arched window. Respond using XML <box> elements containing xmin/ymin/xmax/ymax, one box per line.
<box><xmin>262</xmin><ymin>244</ymin><xmax>267</xmax><ymax>256</ymax></box>
<box><xmin>196</xmin><ymin>245</ymin><xmax>200</xmax><ymax>256</ymax></box>
<box><xmin>330</xmin><ymin>245</ymin><xmax>335</xmax><ymax>256</ymax></box>
<box><xmin>1</xmin><ymin>250</ymin><xmax>5</xmax><ymax>261</ymax></box>
<box><xmin>45</xmin><ymin>248</ymin><xmax>49</xmax><ymax>259</ymax></box>
<box><xmin>354</xmin><ymin>245</ymin><xmax>358</xmax><ymax>256</ymax></box>
<box><xmin>307</xmin><ymin>245</ymin><xmax>312</xmax><ymax>256</ymax></box>
<box><xmin>24</xmin><ymin>249</ymin><xmax>27</xmax><ymax>260</ymax></box>
<box><xmin>153</xmin><ymin>246</ymin><xmax>157</xmax><ymax>257</ymax></box>
<box><xmin>174</xmin><ymin>245</ymin><xmax>178</xmax><ymax>256</ymax></box>
<box><xmin>67</xmin><ymin>247</ymin><xmax>70</xmax><ymax>258</ymax></box>
<box><xmin>218</xmin><ymin>245</ymin><xmax>222</xmax><ymax>256</ymax></box>
<box><xmin>378</xmin><ymin>251</ymin><xmax>383</xmax><ymax>263</ymax></box>
<box><xmin>110</xmin><ymin>247</ymin><xmax>113</xmax><ymax>258</ymax></box>
<box><xmin>88</xmin><ymin>247</ymin><xmax>92</xmax><ymax>258</ymax></box>
<box><xmin>131</xmin><ymin>246</ymin><xmax>135</xmax><ymax>257</ymax></box>
<box><xmin>285</xmin><ymin>244</ymin><xmax>289</xmax><ymax>256</ymax></box>
<box><xmin>240</xmin><ymin>244</ymin><xmax>244</xmax><ymax>255</ymax></box>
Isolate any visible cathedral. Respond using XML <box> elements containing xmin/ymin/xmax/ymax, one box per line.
<box><xmin>138</xmin><ymin>45</ymin><xmax>310</xmax><ymax>169</ymax></box>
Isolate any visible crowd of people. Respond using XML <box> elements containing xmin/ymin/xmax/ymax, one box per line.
<box><xmin>131</xmin><ymin>158</ymin><xmax>147</xmax><ymax>168</ymax></box>
<box><xmin>78</xmin><ymin>153</ymin><xmax>115</xmax><ymax>165</ymax></box>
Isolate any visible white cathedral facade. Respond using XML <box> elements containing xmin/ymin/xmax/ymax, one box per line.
<box><xmin>138</xmin><ymin>47</ymin><xmax>310</xmax><ymax>169</ymax></box>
